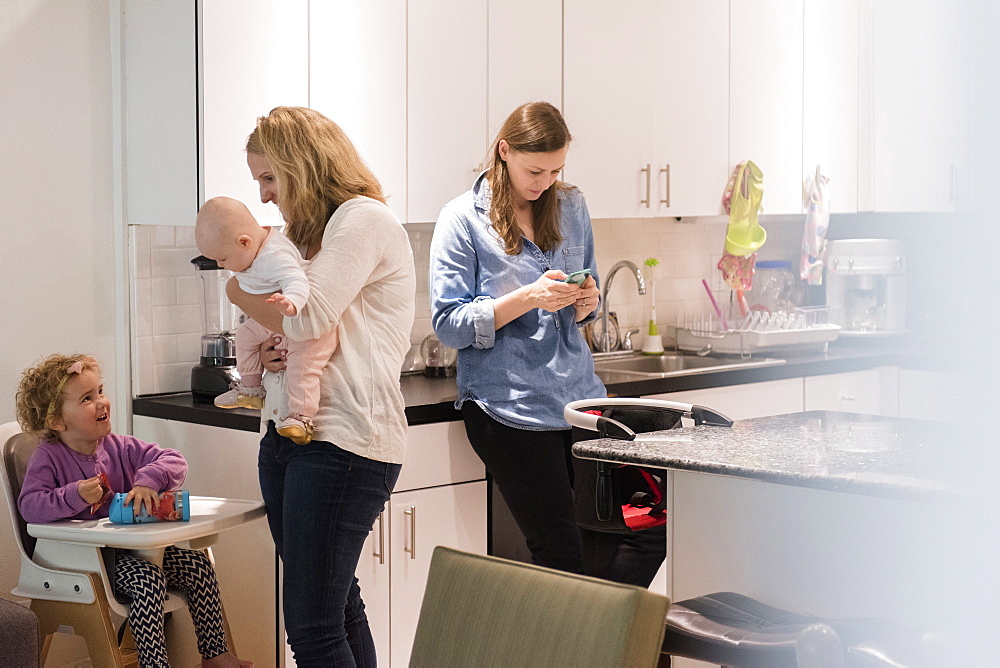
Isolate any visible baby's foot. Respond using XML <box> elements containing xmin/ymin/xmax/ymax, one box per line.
<box><xmin>276</xmin><ymin>415</ymin><xmax>315</xmax><ymax>445</ymax></box>
<box><xmin>214</xmin><ymin>382</ymin><xmax>266</xmax><ymax>410</ymax></box>
<box><xmin>201</xmin><ymin>650</ymin><xmax>253</xmax><ymax>668</ymax></box>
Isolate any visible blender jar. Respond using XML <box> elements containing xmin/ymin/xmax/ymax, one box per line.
<box><xmin>190</xmin><ymin>256</ymin><xmax>241</xmax><ymax>401</ymax></box>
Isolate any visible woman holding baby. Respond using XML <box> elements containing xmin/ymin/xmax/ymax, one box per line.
<box><xmin>226</xmin><ymin>107</ymin><xmax>415</xmax><ymax>667</ymax></box>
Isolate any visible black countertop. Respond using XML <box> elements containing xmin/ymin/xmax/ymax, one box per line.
<box><xmin>132</xmin><ymin>343</ymin><xmax>953</xmax><ymax>433</ymax></box>
<box><xmin>571</xmin><ymin>410</ymin><xmax>957</xmax><ymax>502</ymax></box>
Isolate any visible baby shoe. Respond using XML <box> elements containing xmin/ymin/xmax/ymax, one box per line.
<box><xmin>214</xmin><ymin>383</ymin><xmax>266</xmax><ymax>410</ymax></box>
<box><xmin>277</xmin><ymin>416</ymin><xmax>315</xmax><ymax>445</ymax></box>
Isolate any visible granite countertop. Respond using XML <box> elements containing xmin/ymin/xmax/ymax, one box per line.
<box><xmin>571</xmin><ymin>410</ymin><xmax>957</xmax><ymax>501</ymax></box>
<box><xmin>132</xmin><ymin>342</ymin><xmax>951</xmax><ymax>433</ymax></box>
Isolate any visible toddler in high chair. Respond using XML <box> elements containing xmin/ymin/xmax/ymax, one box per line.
<box><xmin>16</xmin><ymin>353</ymin><xmax>253</xmax><ymax>668</ymax></box>
<box><xmin>195</xmin><ymin>196</ymin><xmax>339</xmax><ymax>445</ymax></box>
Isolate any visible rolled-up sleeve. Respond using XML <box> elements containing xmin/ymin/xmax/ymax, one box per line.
<box><xmin>430</xmin><ymin>208</ymin><xmax>496</xmax><ymax>350</ymax></box>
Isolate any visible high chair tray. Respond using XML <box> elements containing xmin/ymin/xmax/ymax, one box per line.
<box><xmin>27</xmin><ymin>496</ymin><xmax>265</xmax><ymax>550</ymax></box>
<box><xmin>675</xmin><ymin>324</ymin><xmax>840</xmax><ymax>355</ymax></box>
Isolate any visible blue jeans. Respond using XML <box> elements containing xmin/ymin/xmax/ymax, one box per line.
<box><xmin>258</xmin><ymin>422</ymin><xmax>401</xmax><ymax>667</ymax></box>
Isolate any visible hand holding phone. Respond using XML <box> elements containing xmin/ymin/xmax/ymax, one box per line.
<box><xmin>563</xmin><ymin>268</ymin><xmax>592</xmax><ymax>286</ymax></box>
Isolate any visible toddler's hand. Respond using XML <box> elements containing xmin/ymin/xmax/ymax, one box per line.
<box><xmin>77</xmin><ymin>476</ymin><xmax>105</xmax><ymax>505</ymax></box>
<box><xmin>125</xmin><ymin>485</ymin><xmax>160</xmax><ymax>516</ymax></box>
<box><xmin>266</xmin><ymin>292</ymin><xmax>298</xmax><ymax>316</ymax></box>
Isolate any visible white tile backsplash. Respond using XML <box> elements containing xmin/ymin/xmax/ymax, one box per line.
<box><xmin>131</xmin><ymin>215</ymin><xmax>803</xmax><ymax>395</ymax></box>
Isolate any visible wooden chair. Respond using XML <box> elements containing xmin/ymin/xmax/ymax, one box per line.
<box><xmin>410</xmin><ymin>545</ymin><xmax>670</xmax><ymax>667</ymax></box>
<box><xmin>0</xmin><ymin>421</ymin><xmax>248</xmax><ymax>667</ymax></box>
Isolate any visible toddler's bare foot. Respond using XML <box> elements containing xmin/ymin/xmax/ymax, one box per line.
<box><xmin>202</xmin><ymin>651</ymin><xmax>253</xmax><ymax>668</ymax></box>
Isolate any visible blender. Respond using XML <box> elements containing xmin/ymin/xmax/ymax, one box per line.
<box><xmin>190</xmin><ymin>256</ymin><xmax>241</xmax><ymax>402</ymax></box>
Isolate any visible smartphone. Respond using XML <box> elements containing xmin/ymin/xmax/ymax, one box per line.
<box><xmin>563</xmin><ymin>268</ymin><xmax>592</xmax><ymax>286</ymax></box>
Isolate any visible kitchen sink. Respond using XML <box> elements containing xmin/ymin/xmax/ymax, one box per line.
<box><xmin>592</xmin><ymin>351</ymin><xmax>785</xmax><ymax>383</ymax></box>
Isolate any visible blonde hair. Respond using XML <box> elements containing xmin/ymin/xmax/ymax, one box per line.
<box><xmin>16</xmin><ymin>354</ymin><xmax>102</xmax><ymax>441</ymax></box>
<box><xmin>246</xmin><ymin>107</ymin><xmax>385</xmax><ymax>248</ymax></box>
<box><xmin>488</xmin><ymin>102</ymin><xmax>573</xmax><ymax>255</ymax></box>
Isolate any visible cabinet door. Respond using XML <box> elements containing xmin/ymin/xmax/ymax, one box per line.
<box><xmin>488</xmin><ymin>0</ymin><xmax>563</xmax><ymax>138</ymax></box>
<box><xmin>131</xmin><ymin>417</ymin><xmax>277</xmax><ymax>665</ymax></box>
<box><xmin>730</xmin><ymin>0</ymin><xmax>804</xmax><ymax>215</ymax></box>
<box><xmin>123</xmin><ymin>1</ymin><xmax>197</xmax><ymax>226</ymax></box>
<box><xmin>352</xmin><ymin>505</ymin><xmax>390</xmax><ymax>668</ymax></box>
<box><xmin>397</xmin><ymin>420</ymin><xmax>486</xmax><ymax>492</ymax></box>
<box><xmin>897</xmin><ymin>369</ymin><xmax>967</xmax><ymax>421</ymax></box>
<box><xmin>656</xmin><ymin>0</ymin><xmax>730</xmax><ymax>217</ymax></box>
<box><xmin>803</xmin><ymin>369</ymin><xmax>889</xmax><ymax>416</ymax></box>
<box><xmin>563</xmin><ymin>0</ymin><xmax>659</xmax><ymax>219</ymax></box>
<box><xmin>803</xmin><ymin>0</ymin><xmax>859</xmax><ymax>214</ymax></box>
<box><xmin>645</xmin><ymin>378</ymin><xmax>804</xmax><ymax>420</ymax></box>
<box><xmin>389</xmin><ymin>481</ymin><xmax>487</xmax><ymax>667</ymax></box>
<box><xmin>868</xmin><ymin>0</ymin><xmax>969</xmax><ymax>212</ymax></box>
<box><xmin>200</xmin><ymin>0</ymin><xmax>308</xmax><ymax>228</ymax></box>
<box><xmin>310</xmin><ymin>0</ymin><xmax>407</xmax><ymax>223</ymax></box>
<box><xmin>407</xmin><ymin>0</ymin><xmax>488</xmax><ymax>223</ymax></box>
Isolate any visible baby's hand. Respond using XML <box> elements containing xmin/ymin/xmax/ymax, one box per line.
<box><xmin>125</xmin><ymin>485</ymin><xmax>160</xmax><ymax>516</ymax></box>
<box><xmin>266</xmin><ymin>292</ymin><xmax>298</xmax><ymax>316</ymax></box>
<box><xmin>77</xmin><ymin>476</ymin><xmax>105</xmax><ymax>505</ymax></box>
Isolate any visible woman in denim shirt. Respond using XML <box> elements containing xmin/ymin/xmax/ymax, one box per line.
<box><xmin>430</xmin><ymin>102</ymin><xmax>606</xmax><ymax>574</ymax></box>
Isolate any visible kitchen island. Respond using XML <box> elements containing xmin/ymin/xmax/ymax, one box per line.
<box><xmin>573</xmin><ymin>410</ymin><xmax>989</xmax><ymax>665</ymax></box>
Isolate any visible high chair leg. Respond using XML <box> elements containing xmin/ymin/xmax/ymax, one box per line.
<box><xmin>31</xmin><ymin>572</ymin><xmax>139</xmax><ymax>668</ymax></box>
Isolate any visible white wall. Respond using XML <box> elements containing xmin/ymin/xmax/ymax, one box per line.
<box><xmin>0</xmin><ymin>0</ymin><xmax>122</xmax><ymax>600</ymax></box>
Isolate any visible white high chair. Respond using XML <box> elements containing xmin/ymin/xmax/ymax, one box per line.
<box><xmin>1</xmin><ymin>421</ymin><xmax>265</xmax><ymax>667</ymax></box>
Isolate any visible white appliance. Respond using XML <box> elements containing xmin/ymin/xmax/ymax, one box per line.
<box><xmin>825</xmin><ymin>239</ymin><xmax>906</xmax><ymax>337</ymax></box>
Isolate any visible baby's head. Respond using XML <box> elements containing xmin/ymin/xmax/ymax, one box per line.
<box><xmin>17</xmin><ymin>354</ymin><xmax>104</xmax><ymax>441</ymax></box>
<box><xmin>195</xmin><ymin>196</ymin><xmax>266</xmax><ymax>272</ymax></box>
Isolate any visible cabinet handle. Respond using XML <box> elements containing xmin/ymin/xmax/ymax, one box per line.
<box><xmin>403</xmin><ymin>505</ymin><xmax>416</xmax><ymax>560</ymax></box>
<box><xmin>949</xmin><ymin>162</ymin><xmax>957</xmax><ymax>204</ymax></box>
<box><xmin>660</xmin><ymin>164</ymin><xmax>671</xmax><ymax>207</ymax></box>
<box><xmin>841</xmin><ymin>395</ymin><xmax>856</xmax><ymax>402</ymax></box>
<box><xmin>373</xmin><ymin>510</ymin><xmax>385</xmax><ymax>564</ymax></box>
<box><xmin>640</xmin><ymin>164</ymin><xmax>651</xmax><ymax>208</ymax></box>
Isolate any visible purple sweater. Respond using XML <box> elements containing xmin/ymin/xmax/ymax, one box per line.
<box><xmin>18</xmin><ymin>434</ymin><xmax>187</xmax><ymax>524</ymax></box>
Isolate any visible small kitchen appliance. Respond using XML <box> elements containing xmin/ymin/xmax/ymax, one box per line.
<box><xmin>421</xmin><ymin>333</ymin><xmax>457</xmax><ymax>378</ymax></box>
<box><xmin>190</xmin><ymin>256</ymin><xmax>240</xmax><ymax>402</ymax></box>
<box><xmin>825</xmin><ymin>239</ymin><xmax>906</xmax><ymax>336</ymax></box>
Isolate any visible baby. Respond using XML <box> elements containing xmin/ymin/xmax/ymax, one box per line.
<box><xmin>16</xmin><ymin>353</ymin><xmax>253</xmax><ymax>668</ymax></box>
<box><xmin>195</xmin><ymin>196</ymin><xmax>338</xmax><ymax>444</ymax></box>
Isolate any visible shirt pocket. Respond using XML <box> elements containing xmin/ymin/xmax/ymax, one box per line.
<box><xmin>561</xmin><ymin>246</ymin><xmax>586</xmax><ymax>274</ymax></box>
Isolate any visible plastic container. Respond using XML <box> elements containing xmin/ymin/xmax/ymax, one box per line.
<box><xmin>109</xmin><ymin>490</ymin><xmax>191</xmax><ymax>524</ymax></box>
<box><xmin>747</xmin><ymin>260</ymin><xmax>802</xmax><ymax>313</ymax></box>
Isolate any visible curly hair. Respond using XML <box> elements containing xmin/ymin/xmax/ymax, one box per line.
<box><xmin>16</xmin><ymin>354</ymin><xmax>101</xmax><ymax>441</ymax></box>
<box><xmin>488</xmin><ymin>101</ymin><xmax>572</xmax><ymax>255</ymax></box>
<box><xmin>245</xmin><ymin>106</ymin><xmax>386</xmax><ymax>249</ymax></box>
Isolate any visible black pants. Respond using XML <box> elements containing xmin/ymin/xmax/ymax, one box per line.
<box><xmin>462</xmin><ymin>402</ymin><xmax>666</xmax><ymax>585</ymax></box>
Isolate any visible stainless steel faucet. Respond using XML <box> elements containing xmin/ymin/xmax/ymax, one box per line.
<box><xmin>598</xmin><ymin>260</ymin><xmax>646</xmax><ymax>353</ymax></box>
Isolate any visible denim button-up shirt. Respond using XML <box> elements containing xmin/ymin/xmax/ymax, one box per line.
<box><xmin>430</xmin><ymin>173</ymin><xmax>606</xmax><ymax>430</ymax></box>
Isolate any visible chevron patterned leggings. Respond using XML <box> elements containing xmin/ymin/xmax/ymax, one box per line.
<box><xmin>114</xmin><ymin>545</ymin><xmax>228</xmax><ymax>668</ymax></box>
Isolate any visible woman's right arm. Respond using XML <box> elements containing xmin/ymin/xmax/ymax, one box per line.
<box><xmin>429</xmin><ymin>209</ymin><xmax>580</xmax><ymax>349</ymax></box>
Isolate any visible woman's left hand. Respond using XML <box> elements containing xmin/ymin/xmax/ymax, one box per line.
<box><xmin>573</xmin><ymin>276</ymin><xmax>600</xmax><ymax>321</ymax></box>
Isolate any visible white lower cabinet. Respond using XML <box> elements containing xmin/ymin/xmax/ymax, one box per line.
<box><xmin>897</xmin><ymin>368</ymin><xmax>969</xmax><ymax>421</ymax></box>
<box><xmin>644</xmin><ymin>378</ymin><xmax>804</xmax><ymax>420</ymax></box>
<box><xmin>131</xmin><ymin>417</ymin><xmax>279</xmax><ymax>667</ymax></box>
<box><xmin>133</xmin><ymin>415</ymin><xmax>486</xmax><ymax>668</ymax></box>
<box><xmin>803</xmin><ymin>367</ymin><xmax>897</xmax><ymax>416</ymax></box>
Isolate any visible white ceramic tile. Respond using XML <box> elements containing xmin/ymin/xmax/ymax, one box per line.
<box><xmin>177</xmin><ymin>333</ymin><xmax>202</xmax><ymax>365</ymax></box>
<box><xmin>152</xmin><ymin>304</ymin><xmax>201</xmax><ymax>336</ymax></box>
<box><xmin>132</xmin><ymin>226</ymin><xmax>152</xmax><ymax>279</ymax></box>
<box><xmin>152</xmin><ymin>225</ymin><xmax>175</xmax><ymax>248</ymax></box>
<box><xmin>152</xmin><ymin>334</ymin><xmax>179</xmax><ymax>364</ymax></box>
<box><xmin>174</xmin><ymin>225</ymin><xmax>196</xmax><ymax>248</ymax></box>
<box><xmin>133</xmin><ymin>279</ymin><xmax>154</xmax><ymax>337</ymax></box>
<box><xmin>133</xmin><ymin>336</ymin><xmax>155</xmax><ymax>396</ymax></box>
<box><xmin>151</xmin><ymin>277</ymin><xmax>178</xmax><ymax>306</ymax></box>
<box><xmin>176</xmin><ymin>275</ymin><xmax>199</xmax><ymax>306</ymax></box>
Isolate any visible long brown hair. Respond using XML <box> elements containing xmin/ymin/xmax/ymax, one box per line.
<box><xmin>246</xmin><ymin>107</ymin><xmax>385</xmax><ymax>248</ymax></box>
<box><xmin>488</xmin><ymin>102</ymin><xmax>572</xmax><ymax>255</ymax></box>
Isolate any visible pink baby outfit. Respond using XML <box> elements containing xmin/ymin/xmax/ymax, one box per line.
<box><xmin>234</xmin><ymin>228</ymin><xmax>338</xmax><ymax>422</ymax></box>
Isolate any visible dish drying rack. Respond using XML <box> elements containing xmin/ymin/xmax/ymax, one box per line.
<box><xmin>672</xmin><ymin>307</ymin><xmax>840</xmax><ymax>358</ymax></box>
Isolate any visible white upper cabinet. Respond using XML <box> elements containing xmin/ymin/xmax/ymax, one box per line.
<box><xmin>730</xmin><ymin>0</ymin><xmax>804</xmax><ymax>216</ymax></box>
<box><xmin>803</xmin><ymin>0</ymin><xmax>859</xmax><ymax>214</ymax></box>
<box><xmin>487</xmin><ymin>0</ymin><xmax>563</xmax><ymax>139</ymax></box>
<box><xmin>201</xmin><ymin>0</ymin><xmax>308</xmax><ymax>228</ymax></box>
<box><xmin>123</xmin><ymin>2</ymin><xmax>197</xmax><ymax>227</ymax></box>
<box><xmin>656</xmin><ymin>0</ymin><xmax>730</xmax><ymax>218</ymax></box>
<box><xmin>407</xmin><ymin>0</ymin><xmax>489</xmax><ymax>224</ymax></box>
<box><xmin>309</xmin><ymin>0</ymin><xmax>407</xmax><ymax>223</ymax></box>
<box><xmin>864</xmin><ymin>0</ymin><xmax>969</xmax><ymax>212</ymax></box>
<box><xmin>564</xmin><ymin>0</ymin><xmax>659</xmax><ymax>219</ymax></box>
<box><xmin>123</xmin><ymin>0</ymin><xmax>308</xmax><ymax>227</ymax></box>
